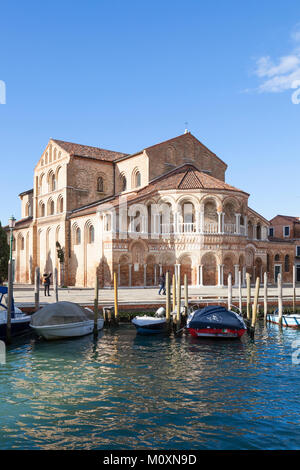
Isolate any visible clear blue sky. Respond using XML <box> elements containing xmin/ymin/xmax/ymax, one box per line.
<box><xmin>1</xmin><ymin>0</ymin><xmax>300</xmax><ymax>225</ymax></box>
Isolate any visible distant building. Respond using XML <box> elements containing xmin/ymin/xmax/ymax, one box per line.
<box><xmin>9</xmin><ymin>132</ymin><xmax>296</xmax><ymax>287</ymax></box>
<box><xmin>269</xmin><ymin>215</ymin><xmax>300</xmax><ymax>283</ymax></box>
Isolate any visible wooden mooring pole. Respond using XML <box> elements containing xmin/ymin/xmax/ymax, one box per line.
<box><xmin>176</xmin><ymin>273</ymin><xmax>181</xmax><ymax>333</ymax></box>
<box><xmin>249</xmin><ymin>277</ymin><xmax>260</xmax><ymax>338</ymax></box>
<box><xmin>34</xmin><ymin>266</ymin><xmax>40</xmax><ymax>312</ymax></box>
<box><xmin>114</xmin><ymin>271</ymin><xmax>119</xmax><ymax>324</ymax></box>
<box><xmin>293</xmin><ymin>265</ymin><xmax>296</xmax><ymax>314</ymax></box>
<box><xmin>246</xmin><ymin>273</ymin><xmax>251</xmax><ymax>321</ymax></box>
<box><xmin>228</xmin><ymin>273</ymin><xmax>232</xmax><ymax>311</ymax></box>
<box><xmin>238</xmin><ymin>270</ymin><xmax>242</xmax><ymax>314</ymax></box>
<box><xmin>166</xmin><ymin>271</ymin><xmax>171</xmax><ymax>324</ymax></box>
<box><xmin>6</xmin><ymin>260</ymin><xmax>13</xmax><ymax>344</ymax></box>
<box><xmin>94</xmin><ymin>273</ymin><xmax>99</xmax><ymax>335</ymax></box>
<box><xmin>172</xmin><ymin>274</ymin><xmax>176</xmax><ymax>313</ymax></box>
<box><xmin>278</xmin><ymin>273</ymin><xmax>283</xmax><ymax>327</ymax></box>
<box><xmin>264</xmin><ymin>272</ymin><xmax>268</xmax><ymax>322</ymax></box>
<box><xmin>184</xmin><ymin>273</ymin><xmax>188</xmax><ymax>317</ymax></box>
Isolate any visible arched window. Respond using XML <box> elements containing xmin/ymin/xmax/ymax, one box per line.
<box><xmin>20</xmin><ymin>237</ymin><xmax>24</xmax><ymax>251</ymax></box>
<box><xmin>132</xmin><ymin>168</ymin><xmax>141</xmax><ymax>188</ymax></box>
<box><xmin>275</xmin><ymin>254</ymin><xmax>280</xmax><ymax>262</ymax></box>
<box><xmin>120</xmin><ymin>174</ymin><xmax>127</xmax><ymax>192</ymax></box>
<box><xmin>25</xmin><ymin>202</ymin><xmax>31</xmax><ymax>217</ymax></box>
<box><xmin>267</xmin><ymin>254</ymin><xmax>270</xmax><ymax>272</ymax></box>
<box><xmin>48</xmin><ymin>199</ymin><xmax>55</xmax><ymax>215</ymax></box>
<box><xmin>97</xmin><ymin>177</ymin><xmax>104</xmax><ymax>192</ymax></box>
<box><xmin>40</xmin><ymin>203</ymin><xmax>45</xmax><ymax>217</ymax></box>
<box><xmin>50</xmin><ymin>173</ymin><xmax>56</xmax><ymax>192</ymax></box>
<box><xmin>75</xmin><ymin>227</ymin><xmax>81</xmax><ymax>245</ymax></box>
<box><xmin>89</xmin><ymin>225</ymin><xmax>95</xmax><ymax>243</ymax></box>
<box><xmin>285</xmin><ymin>255</ymin><xmax>290</xmax><ymax>272</ymax></box>
<box><xmin>12</xmin><ymin>237</ymin><xmax>16</xmax><ymax>252</ymax></box>
<box><xmin>59</xmin><ymin>197</ymin><xmax>63</xmax><ymax>213</ymax></box>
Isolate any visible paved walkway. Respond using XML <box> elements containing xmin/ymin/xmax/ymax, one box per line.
<box><xmin>11</xmin><ymin>284</ymin><xmax>300</xmax><ymax>308</ymax></box>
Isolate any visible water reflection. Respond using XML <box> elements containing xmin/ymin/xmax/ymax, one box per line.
<box><xmin>0</xmin><ymin>322</ymin><xmax>299</xmax><ymax>449</ymax></box>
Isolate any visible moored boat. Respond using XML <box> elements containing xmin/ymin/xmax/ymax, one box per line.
<box><xmin>267</xmin><ymin>310</ymin><xmax>300</xmax><ymax>328</ymax></box>
<box><xmin>0</xmin><ymin>286</ymin><xmax>31</xmax><ymax>340</ymax></box>
<box><xmin>132</xmin><ymin>307</ymin><xmax>167</xmax><ymax>335</ymax></box>
<box><xmin>30</xmin><ymin>301</ymin><xmax>104</xmax><ymax>340</ymax></box>
<box><xmin>187</xmin><ymin>305</ymin><xmax>246</xmax><ymax>339</ymax></box>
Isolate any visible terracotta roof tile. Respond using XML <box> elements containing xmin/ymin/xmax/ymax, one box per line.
<box><xmin>70</xmin><ymin>164</ymin><xmax>247</xmax><ymax>217</ymax></box>
<box><xmin>52</xmin><ymin>139</ymin><xmax>128</xmax><ymax>162</ymax></box>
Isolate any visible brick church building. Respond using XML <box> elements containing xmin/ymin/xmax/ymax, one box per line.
<box><xmin>11</xmin><ymin>132</ymin><xmax>296</xmax><ymax>287</ymax></box>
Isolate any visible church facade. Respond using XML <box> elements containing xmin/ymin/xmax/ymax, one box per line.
<box><xmin>11</xmin><ymin>132</ymin><xmax>295</xmax><ymax>287</ymax></box>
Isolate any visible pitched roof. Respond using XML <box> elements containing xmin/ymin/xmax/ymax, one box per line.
<box><xmin>52</xmin><ymin>139</ymin><xmax>128</xmax><ymax>162</ymax></box>
<box><xmin>150</xmin><ymin>164</ymin><xmax>246</xmax><ymax>193</ymax></box>
<box><xmin>70</xmin><ymin>164</ymin><xmax>247</xmax><ymax>217</ymax></box>
<box><xmin>270</xmin><ymin>215</ymin><xmax>300</xmax><ymax>223</ymax></box>
<box><xmin>114</xmin><ymin>132</ymin><xmax>227</xmax><ymax>168</ymax></box>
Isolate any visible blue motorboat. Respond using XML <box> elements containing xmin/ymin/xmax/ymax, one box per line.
<box><xmin>0</xmin><ymin>286</ymin><xmax>31</xmax><ymax>340</ymax></box>
<box><xmin>187</xmin><ymin>305</ymin><xmax>246</xmax><ymax>339</ymax></box>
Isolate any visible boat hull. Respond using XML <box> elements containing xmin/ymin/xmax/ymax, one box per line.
<box><xmin>188</xmin><ymin>327</ymin><xmax>246</xmax><ymax>338</ymax></box>
<box><xmin>132</xmin><ymin>317</ymin><xmax>167</xmax><ymax>335</ymax></box>
<box><xmin>0</xmin><ymin>317</ymin><xmax>31</xmax><ymax>340</ymax></box>
<box><xmin>31</xmin><ymin>318</ymin><xmax>104</xmax><ymax>340</ymax></box>
<box><xmin>267</xmin><ymin>314</ymin><xmax>300</xmax><ymax>328</ymax></box>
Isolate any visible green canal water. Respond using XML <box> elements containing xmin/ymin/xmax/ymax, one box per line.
<box><xmin>0</xmin><ymin>323</ymin><xmax>300</xmax><ymax>450</ymax></box>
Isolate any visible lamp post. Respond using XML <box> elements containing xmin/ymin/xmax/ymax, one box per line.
<box><xmin>6</xmin><ymin>215</ymin><xmax>16</xmax><ymax>343</ymax></box>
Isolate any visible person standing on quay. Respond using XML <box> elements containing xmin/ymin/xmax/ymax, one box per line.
<box><xmin>158</xmin><ymin>272</ymin><xmax>166</xmax><ymax>295</ymax></box>
<box><xmin>43</xmin><ymin>272</ymin><xmax>52</xmax><ymax>296</ymax></box>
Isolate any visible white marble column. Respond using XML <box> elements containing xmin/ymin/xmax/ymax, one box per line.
<box><xmin>234</xmin><ymin>264</ymin><xmax>239</xmax><ymax>287</ymax></box>
<box><xmin>197</xmin><ymin>264</ymin><xmax>203</xmax><ymax>286</ymax></box>
<box><xmin>159</xmin><ymin>264</ymin><xmax>163</xmax><ymax>276</ymax></box>
<box><xmin>253</xmin><ymin>224</ymin><xmax>257</xmax><ymax>240</ymax></box>
<box><xmin>199</xmin><ymin>210</ymin><xmax>204</xmax><ymax>233</ymax></box>
<box><xmin>218</xmin><ymin>264</ymin><xmax>224</xmax><ymax>287</ymax></box>
<box><xmin>128</xmin><ymin>264</ymin><xmax>132</xmax><ymax>287</ymax></box>
<box><xmin>217</xmin><ymin>211</ymin><xmax>222</xmax><ymax>234</ymax></box>
<box><xmin>242</xmin><ymin>266</ymin><xmax>247</xmax><ymax>287</ymax></box>
<box><xmin>235</xmin><ymin>214</ymin><xmax>241</xmax><ymax>235</ymax></box>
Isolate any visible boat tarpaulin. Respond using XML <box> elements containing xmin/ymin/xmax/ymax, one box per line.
<box><xmin>188</xmin><ymin>305</ymin><xmax>246</xmax><ymax>330</ymax></box>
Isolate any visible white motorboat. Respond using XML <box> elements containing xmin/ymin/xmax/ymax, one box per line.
<box><xmin>0</xmin><ymin>286</ymin><xmax>31</xmax><ymax>340</ymax></box>
<box><xmin>30</xmin><ymin>301</ymin><xmax>104</xmax><ymax>340</ymax></box>
<box><xmin>132</xmin><ymin>307</ymin><xmax>167</xmax><ymax>334</ymax></box>
<box><xmin>267</xmin><ymin>310</ymin><xmax>300</xmax><ymax>328</ymax></box>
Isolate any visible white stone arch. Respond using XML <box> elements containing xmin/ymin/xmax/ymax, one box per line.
<box><xmin>55</xmin><ymin>166</ymin><xmax>62</xmax><ymax>189</ymax></box>
<box><xmin>72</xmin><ymin>222</ymin><xmax>81</xmax><ymax>245</ymax></box>
<box><xmin>47</xmin><ymin>197</ymin><xmax>55</xmax><ymax>216</ymax></box>
<box><xmin>57</xmin><ymin>194</ymin><xmax>64</xmax><ymax>213</ymax></box>
<box><xmin>39</xmin><ymin>200</ymin><xmax>45</xmax><ymax>217</ymax></box>
<box><xmin>47</xmin><ymin>169</ymin><xmax>56</xmax><ymax>192</ymax></box>
<box><xmin>128</xmin><ymin>202</ymin><xmax>148</xmax><ymax>234</ymax></box>
<box><xmin>175</xmin><ymin>195</ymin><xmax>199</xmax><ymax>233</ymax></box>
<box><xmin>131</xmin><ymin>167</ymin><xmax>141</xmax><ymax>188</ymax></box>
<box><xmin>119</xmin><ymin>171</ymin><xmax>127</xmax><ymax>192</ymax></box>
<box><xmin>199</xmin><ymin>194</ymin><xmax>222</xmax><ymax>211</ymax></box>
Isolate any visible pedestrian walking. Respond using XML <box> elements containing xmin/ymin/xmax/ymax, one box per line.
<box><xmin>158</xmin><ymin>273</ymin><xmax>166</xmax><ymax>295</ymax></box>
<box><xmin>43</xmin><ymin>272</ymin><xmax>52</xmax><ymax>296</ymax></box>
